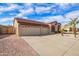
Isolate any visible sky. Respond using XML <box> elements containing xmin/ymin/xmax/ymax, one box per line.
<box><xmin>0</xmin><ymin>3</ymin><xmax>79</xmax><ymax>27</ymax></box>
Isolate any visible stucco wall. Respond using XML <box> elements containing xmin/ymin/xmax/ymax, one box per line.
<box><xmin>14</xmin><ymin>19</ymin><xmax>19</xmax><ymax>36</ymax></box>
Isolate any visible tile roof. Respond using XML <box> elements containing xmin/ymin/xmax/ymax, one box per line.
<box><xmin>14</xmin><ymin>18</ymin><xmax>48</xmax><ymax>26</ymax></box>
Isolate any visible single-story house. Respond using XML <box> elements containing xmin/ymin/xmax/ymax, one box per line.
<box><xmin>0</xmin><ymin>25</ymin><xmax>15</xmax><ymax>34</ymax></box>
<box><xmin>13</xmin><ymin>18</ymin><xmax>61</xmax><ymax>36</ymax></box>
<box><xmin>7</xmin><ymin>26</ymin><xmax>15</xmax><ymax>34</ymax></box>
<box><xmin>0</xmin><ymin>25</ymin><xmax>8</xmax><ymax>34</ymax></box>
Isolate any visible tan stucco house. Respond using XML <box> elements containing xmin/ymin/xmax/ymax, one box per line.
<box><xmin>13</xmin><ymin>18</ymin><xmax>61</xmax><ymax>36</ymax></box>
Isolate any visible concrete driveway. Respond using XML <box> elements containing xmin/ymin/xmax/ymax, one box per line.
<box><xmin>21</xmin><ymin>34</ymin><xmax>79</xmax><ymax>56</ymax></box>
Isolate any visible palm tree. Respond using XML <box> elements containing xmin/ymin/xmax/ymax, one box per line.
<box><xmin>60</xmin><ymin>24</ymin><xmax>68</xmax><ymax>36</ymax></box>
<box><xmin>68</xmin><ymin>17</ymin><xmax>79</xmax><ymax>37</ymax></box>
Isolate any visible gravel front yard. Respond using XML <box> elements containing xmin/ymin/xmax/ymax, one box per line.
<box><xmin>0</xmin><ymin>34</ymin><xmax>39</xmax><ymax>56</ymax></box>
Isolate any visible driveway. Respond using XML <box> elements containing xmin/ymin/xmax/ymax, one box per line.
<box><xmin>21</xmin><ymin>34</ymin><xmax>79</xmax><ymax>56</ymax></box>
<box><xmin>0</xmin><ymin>34</ymin><xmax>38</xmax><ymax>56</ymax></box>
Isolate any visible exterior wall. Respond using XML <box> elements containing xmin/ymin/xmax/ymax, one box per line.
<box><xmin>1</xmin><ymin>27</ymin><xmax>7</xmax><ymax>34</ymax></box>
<box><xmin>49</xmin><ymin>22</ymin><xmax>61</xmax><ymax>33</ymax></box>
<box><xmin>0</xmin><ymin>25</ymin><xmax>15</xmax><ymax>34</ymax></box>
<box><xmin>14</xmin><ymin>19</ymin><xmax>19</xmax><ymax>36</ymax></box>
<box><xmin>0</xmin><ymin>25</ymin><xmax>8</xmax><ymax>34</ymax></box>
<box><xmin>7</xmin><ymin>26</ymin><xmax>15</xmax><ymax>34</ymax></box>
<box><xmin>55</xmin><ymin>24</ymin><xmax>59</xmax><ymax>33</ymax></box>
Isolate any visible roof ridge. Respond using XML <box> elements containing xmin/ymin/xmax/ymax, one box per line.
<box><xmin>14</xmin><ymin>17</ymin><xmax>47</xmax><ymax>25</ymax></box>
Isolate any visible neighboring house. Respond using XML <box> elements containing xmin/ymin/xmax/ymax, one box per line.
<box><xmin>0</xmin><ymin>25</ymin><xmax>15</xmax><ymax>34</ymax></box>
<box><xmin>13</xmin><ymin>18</ymin><xmax>61</xmax><ymax>36</ymax></box>
<box><xmin>61</xmin><ymin>25</ymin><xmax>75</xmax><ymax>33</ymax></box>
<box><xmin>0</xmin><ymin>25</ymin><xmax>8</xmax><ymax>34</ymax></box>
<box><xmin>7</xmin><ymin>26</ymin><xmax>15</xmax><ymax>34</ymax></box>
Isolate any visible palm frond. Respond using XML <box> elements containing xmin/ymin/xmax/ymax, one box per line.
<box><xmin>66</xmin><ymin>17</ymin><xmax>79</xmax><ymax>28</ymax></box>
<box><xmin>76</xmin><ymin>20</ymin><xmax>79</xmax><ymax>24</ymax></box>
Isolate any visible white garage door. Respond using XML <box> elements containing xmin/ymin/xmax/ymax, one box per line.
<box><xmin>19</xmin><ymin>25</ymin><xmax>41</xmax><ymax>36</ymax></box>
<box><xmin>41</xmin><ymin>27</ymin><xmax>49</xmax><ymax>35</ymax></box>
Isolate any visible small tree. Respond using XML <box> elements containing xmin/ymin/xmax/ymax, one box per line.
<box><xmin>68</xmin><ymin>17</ymin><xmax>79</xmax><ymax>37</ymax></box>
<box><xmin>61</xmin><ymin>28</ymin><xmax>64</xmax><ymax>36</ymax></box>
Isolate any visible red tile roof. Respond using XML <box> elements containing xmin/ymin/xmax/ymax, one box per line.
<box><xmin>14</xmin><ymin>18</ymin><xmax>49</xmax><ymax>26</ymax></box>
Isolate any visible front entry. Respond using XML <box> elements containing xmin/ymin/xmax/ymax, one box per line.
<box><xmin>51</xmin><ymin>25</ymin><xmax>55</xmax><ymax>32</ymax></box>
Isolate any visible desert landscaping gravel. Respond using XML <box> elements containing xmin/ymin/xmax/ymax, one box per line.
<box><xmin>0</xmin><ymin>35</ymin><xmax>39</xmax><ymax>56</ymax></box>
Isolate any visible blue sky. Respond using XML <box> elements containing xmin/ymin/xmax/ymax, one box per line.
<box><xmin>0</xmin><ymin>3</ymin><xmax>79</xmax><ymax>26</ymax></box>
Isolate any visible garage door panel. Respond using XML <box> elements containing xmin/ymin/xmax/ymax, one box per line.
<box><xmin>19</xmin><ymin>25</ymin><xmax>40</xmax><ymax>36</ymax></box>
<box><xmin>41</xmin><ymin>27</ymin><xmax>49</xmax><ymax>35</ymax></box>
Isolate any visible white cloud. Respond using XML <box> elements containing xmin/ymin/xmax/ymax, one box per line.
<box><xmin>7</xmin><ymin>4</ymin><xmax>18</xmax><ymax>10</ymax></box>
<box><xmin>35</xmin><ymin>6</ymin><xmax>52</xmax><ymax>14</ymax></box>
<box><xmin>56</xmin><ymin>3</ymin><xmax>71</xmax><ymax>9</ymax></box>
<box><xmin>38</xmin><ymin>15</ymin><xmax>69</xmax><ymax>25</ymax></box>
<box><xmin>0</xmin><ymin>4</ymin><xmax>18</xmax><ymax>12</ymax></box>
<box><xmin>0</xmin><ymin>3</ymin><xmax>79</xmax><ymax>26</ymax></box>
<box><xmin>0</xmin><ymin>17</ymin><xmax>13</xmax><ymax>23</ymax></box>
<box><xmin>65</xmin><ymin>10</ymin><xmax>79</xmax><ymax>18</ymax></box>
<box><xmin>16</xmin><ymin>7</ymin><xmax>34</xmax><ymax>17</ymax></box>
<box><xmin>43</xmin><ymin>15</ymin><xmax>64</xmax><ymax>23</ymax></box>
<box><xmin>24</xmin><ymin>3</ymin><xmax>32</xmax><ymax>7</ymax></box>
<box><xmin>38</xmin><ymin>10</ymin><xmax>79</xmax><ymax>25</ymax></box>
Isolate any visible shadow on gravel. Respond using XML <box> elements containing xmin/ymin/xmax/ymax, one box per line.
<box><xmin>0</xmin><ymin>34</ymin><xmax>14</xmax><ymax>39</ymax></box>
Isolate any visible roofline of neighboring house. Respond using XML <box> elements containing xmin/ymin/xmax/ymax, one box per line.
<box><xmin>0</xmin><ymin>25</ymin><xmax>13</xmax><ymax>27</ymax></box>
<box><xmin>47</xmin><ymin>21</ymin><xmax>61</xmax><ymax>25</ymax></box>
